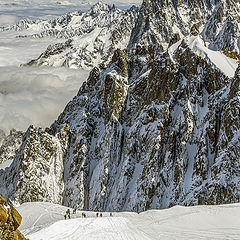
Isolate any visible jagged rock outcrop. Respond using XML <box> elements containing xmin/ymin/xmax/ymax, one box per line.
<box><xmin>0</xmin><ymin>0</ymin><xmax>240</xmax><ymax>212</ymax></box>
<box><xmin>0</xmin><ymin>126</ymin><xmax>69</xmax><ymax>204</ymax></box>
<box><xmin>129</xmin><ymin>0</ymin><xmax>240</xmax><ymax>53</ymax></box>
<box><xmin>0</xmin><ymin>130</ymin><xmax>24</xmax><ymax>166</ymax></box>
<box><xmin>2</xmin><ymin>35</ymin><xmax>239</xmax><ymax>211</ymax></box>
<box><xmin>0</xmin><ymin>130</ymin><xmax>6</xmax><ymax>147</ymax></box>
<box><xmin>0</xmin><ymin>194</ymin><xmax>27</xmax><ymax>240</ymax></box>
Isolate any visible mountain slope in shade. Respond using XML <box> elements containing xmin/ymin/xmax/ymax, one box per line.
<box><xmin>0</xmin><ymin>129</ymin><xmax>24</xmax><ymax>169</ymax></box>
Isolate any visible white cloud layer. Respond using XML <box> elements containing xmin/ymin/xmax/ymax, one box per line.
<box><xmin>0</xmin><ymin>31</ymin><xmax>63</xmax><ymax>67</ymax></box>
<box><xmin>0</xmin><ymin>15</ymin><xmax>19</xmax><ymax>26</ymax></box>
<box><xmin>0</xmin><ymin>30</ymin><xmax>84</xmax><ymax>134</ymax></box>
<box><xmin>0</xmin><ymin>66</ymin><xmax>89</xmax><ymax>133</ymax></box>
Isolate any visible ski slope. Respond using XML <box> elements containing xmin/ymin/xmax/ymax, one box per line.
<box><xmin>17</xmin><ymin>202</ymin><xmax>240</xmax><ymax>240</ymax></box>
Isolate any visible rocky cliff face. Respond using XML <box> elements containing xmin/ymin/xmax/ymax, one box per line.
<box><xmin>129</xmin><ymin>0</ymin><xmax>240</xmax><ymax>53</ymax></box>
<box><xmin>0</xmin><ymin>0</ymin><xmax>240</xmax><ymax>211</ymax></box>
<box><xmin>0</xmin><ymin>130</ymin><xmax>24</xmax><ymax>166</ymax></box>
<box><xmin>0</xmin><ymin>126</ymin><xmax>69</xmax><ymax>205</ymax></box>
<box><xmin>0</xmin><ymin>194</ymin><xmax>27</xmax><ymax>240</ymax></box>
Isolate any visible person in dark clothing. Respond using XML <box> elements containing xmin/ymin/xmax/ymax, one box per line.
<box><xmin>96</xmin><ymin>212</ymin><xmax>99</xmax><ymax>217</ymax></box>
<box><xmin>64</xmin><ymin>214</ymin><xmax>67</xmax><ymax>220</ymax></box>
<box><xmin>100</xmin><ymin>213</ymin><xmax>102</xmax><ymax>217</ymax></box>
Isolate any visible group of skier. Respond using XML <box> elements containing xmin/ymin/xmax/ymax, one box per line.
<box><xmin>64</xmin><ymin>209</ymin><xmax>113</xmax><ymax>219</ymax></box>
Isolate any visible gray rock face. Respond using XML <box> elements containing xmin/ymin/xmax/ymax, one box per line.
<box><xmin>0</xmin><ymin>0</ymin><xmax>240</xmax><ymax>211</ymax></box>
<box><xmin>0</xmin><ymin>130</ymin><xmax>6</xmax><ymax>147</ymax></box>
<box><xmin>129</xmin><ymin>0</ymin><xmax>240</xmax><ymax>53</ymax></box>
<box><xmin>0</xmin><ymin>129</ymin><xmax>24</xmax><ymax>165</ymax></box>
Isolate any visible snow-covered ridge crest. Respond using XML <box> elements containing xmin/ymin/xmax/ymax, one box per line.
<box><xmin>168</xmin><ymin>36</ymin><xmax>239</xmax><ymax>78</ymax></box>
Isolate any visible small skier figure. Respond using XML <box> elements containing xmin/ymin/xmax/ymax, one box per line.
<box><xmin>110</xmin><ymin>212</ymin><xmax>113</xmax><ymax>217</ymax></box>
<box><xmin>96</xmin><ymin>212</ymin><xmax>99</xmax><ymax>217</ymax></box>
<box><xmin>73</xmin><ymin>208</ymin><xmax>76</xmax><ymax>214</ymax></box>
<box><xmin>66</xmin><ymin>209</ymin><xmax>70</xmax><ymax>219</ymax></box>
<box><xmin>64</xmin><ymin>214</ymin><xmax>67</xmax><ymax>220</ymax></box>
<box><xmin>82</xmin><ymin>212</ymin><xmax>84</xmax><ymax>218</ymax></box>
<box><xmin>100</xmin><ymin>213</ymin><xmax>102</xmax><ymax>217</ymax></box>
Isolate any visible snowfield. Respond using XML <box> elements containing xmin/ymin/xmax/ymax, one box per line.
<box><xmin>17</xmin><ymin>202</ymin><xmax>240</xmax><ymax>240</ymax></box>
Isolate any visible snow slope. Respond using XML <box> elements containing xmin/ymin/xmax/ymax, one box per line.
<box><xmin>187</xmin><ymin>36</ymin><xmax>238</xmax><ymax>78</ymax></box>
<box><xmin>17</xmin><ymin>202</ymin><xmax>240</xmax><ymax>240</ymax></box>
<box><xmin>168</xmin><ymin>36</ymin><xmax>239</xmax><ymax>78</ymax></box>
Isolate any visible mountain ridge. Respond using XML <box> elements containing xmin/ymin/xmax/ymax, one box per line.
<box><xmin>0</xmin><ymin>0</ymin><xmax>240</xmax><ymax>211</ymax></box>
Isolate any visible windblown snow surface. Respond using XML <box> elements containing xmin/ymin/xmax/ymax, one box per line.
<box><xmin>17</xmin><ymin>202</ymin><xmax>240</xmax><ymax>240</ymax></box>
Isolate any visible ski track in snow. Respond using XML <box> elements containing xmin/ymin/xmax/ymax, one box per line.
<box><xmin>16</xmin><ymin>202</ymin><xmax>240</xmax><ymax>240</ymax></box>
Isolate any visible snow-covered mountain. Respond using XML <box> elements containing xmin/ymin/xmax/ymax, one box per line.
<box><xmin>1</xmin><ymin>2</ymin><xmax>139</xmax><ymax>69</ymax></box>
<box><xmin>0</xmin><ymin>0</ymin><xmax>240</xmax><ymax>212</ymax></box>
<box><xmin>3</xmin><ymin>0</ymin><xmax>239</xmax><ymax>69</ymax></box>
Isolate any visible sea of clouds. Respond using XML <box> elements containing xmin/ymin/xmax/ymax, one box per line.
<box><xmin>0</xmin><ymin>66</ymin><xmax>89</xmax><ymax>133</ymax></box>
<box><xmin>0</xmin><ymin>27</ymin><xmax>89</xmax><ymax>134</ymax></box>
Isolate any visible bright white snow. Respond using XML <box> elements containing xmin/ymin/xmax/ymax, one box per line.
<box><xmin>0</xmin><ymin>159</ymin><xmax>14</xmax><ymax>170</ymax></box>
<box><xmin>187</xmin><ymin>36</ymin><xmax>238</xmax><ymax>78</ymax></box>
<box><xmin>168</xmin><ymin>36</ymin><xmax>239</xmax><ymax>79</ymax></box>
<box><xmin>17</xmin><ymin>202</ymin><xmax>240</xmax><ymax>240</ymax></box>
